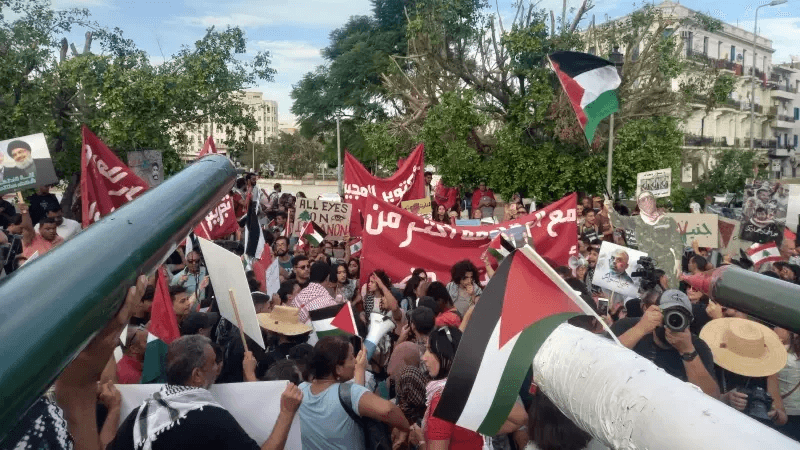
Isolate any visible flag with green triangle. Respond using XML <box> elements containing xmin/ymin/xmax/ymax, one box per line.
<box><xmin>309</xmin><ymin>302</ymin><xmax>358</xmax><ymax>338</ymax></box>
<box><xmin>140</xmin><ymin>267</ymin><xmax>181</xmax><ymax>384</ymax></box>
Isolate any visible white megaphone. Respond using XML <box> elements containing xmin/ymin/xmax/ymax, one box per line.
<box><xmin>568</xmin><ymin>255</ymin><xmax>587</xmax><ymax>270</ymax></box>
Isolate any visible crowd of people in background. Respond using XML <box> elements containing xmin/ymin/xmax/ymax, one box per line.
<box><xmin>2</xmin><ymin>174</ymin><xmax>800</xmax><ymax>450</ymax></box>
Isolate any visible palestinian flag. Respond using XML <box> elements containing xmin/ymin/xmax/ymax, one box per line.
<box><xmin>485</xmin><ymin>233</ymin><xmax>516</xmax><ymax>262</ymax></box>
<box><xmin>548</xmin><ymin>51</ymin><xmax>621</xmax><ymax>142</ymax></box>
<box><xmin>243</xmin><ymin>190</ymin><xmax>265</xmax><ymax>259</ymax></box>
<box><xmin>141</xmin><ymin>267</ymin><xmax>181</xmax><ymax>384</ymax></box>
<box><xmin>746</xmin><ymin>242</ymin><xmax>782</xmax><ymax>266</ymax></box>
<box><xmin>309</xmin><ymin>302</ymin><xmax>358</xmax><ymax>338</ymax></box>
<box><xmin>433</xmin><ymin>245</ymin><xmax>599</xmax><ymax>435</ymax></box>
<box><xmin>301</xmin><ymin>221</ymin><xmax>327</xmax><ymax>247</ymax></box>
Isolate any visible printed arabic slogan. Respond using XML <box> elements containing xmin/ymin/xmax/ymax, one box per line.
<box><xmin>739</xmin><ymin>179</ymin><xmax>787</xmax><ymax>244</ymax></box>
<box><xmin>667</xmin><ymin>213</ymin><xmax>719</xmax><ymax>248</ymax></box>
<box><xmin>635</xmin><ymin>168</ymin><xmax>672</xmax><ymax>199</ymax></box>
<box><xmin>292</xmin><ymin>197</ymin><xmax>352</xmax><ymax>241</ymax></box>
<box><xmin>0</xmin><ymin>133</ymin><xmax>58</xmax><ymax>196</ymax></box>
<box><xmin>359</xmin><ymin>193</ymin><xmax>577</xmax><ymax>285</ymax></box>
<box><xmin>400</xmin><ymin>197</ymin><xmax>432</xmax><ymax>216</ymax></box>
<box><xmin>343</xmin><ymin>143</ymin><xmax>426</xmax><ymax>237</ymax></box>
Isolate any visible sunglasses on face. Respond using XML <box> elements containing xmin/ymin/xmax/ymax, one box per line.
<box><xmin>296</xmin><ymin>265</ymin><xmax>309</xmax><ymax>270</ymax></box>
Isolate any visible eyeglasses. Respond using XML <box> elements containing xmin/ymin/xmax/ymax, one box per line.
<box><xmin>296</xmin><ymin>265</ymin><xmax>309</xmax><ymax>270</ymax></box>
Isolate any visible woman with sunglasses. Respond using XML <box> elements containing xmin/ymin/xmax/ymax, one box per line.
<box><xmin>410</xmin><ymin>326</ymin><xmax>526</xmax><ymax>449</ymax></box>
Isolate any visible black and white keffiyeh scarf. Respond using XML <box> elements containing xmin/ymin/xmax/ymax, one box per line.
<box><xmin>133</xmin><ymin>385</ymin><xmax>222</xmax><ymax>450</ymax></box>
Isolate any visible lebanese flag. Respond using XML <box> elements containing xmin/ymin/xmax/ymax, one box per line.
<box><xmin>141</xmin><ymin>267</ymin><xmax>181</xmax><ymax>384</ymax></box>
<box><xmin>746</xmin><ymin>242</ymin><xmax>782</xmax><ymax>266</ymax></box>
<box><xmin>80</xmin><ymin>126</ymin><xmax>149</xmax><ymax>227</ymax></box>
<box><xmin>349</xmin><ymin>238</ymin><xmax>363</xmax><ymax>259</ymax></box>
<box><xmin>548</xmin><ymin>51</ymin><xmax>621</xmax><ymax>143</ymax></box>
<box><xmin>433</xmin><ymin>246</ymin><xmax>599</xmax><ymax>435</ymax></box>
<box><xmin>310</xmin><ymin>303</ymin><xmax>358</xmax><ymax>338</ymax></box>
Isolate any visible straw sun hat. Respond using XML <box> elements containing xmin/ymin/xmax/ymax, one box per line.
<box><xmin>700</xmin><ymin>318</ymin><xmax>787</xmax><ymax>378</ymax></box>
<box><xmin>257</xmin><ymin>305</ymin><xmax>313</xmax><ymax>336</ymax></box>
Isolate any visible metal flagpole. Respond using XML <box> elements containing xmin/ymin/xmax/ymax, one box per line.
<box><xmin>606</xmin><ymin>114</ymin><xmax>615</xmax><ymax>198</ymax></box>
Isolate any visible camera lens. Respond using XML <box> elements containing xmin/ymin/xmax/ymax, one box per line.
<box><xmin>663</xmin><ymin>309</ymin><xmax>689</xmax><ymax>332</ymax></box>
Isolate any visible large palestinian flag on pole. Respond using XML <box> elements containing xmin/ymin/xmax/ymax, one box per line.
<box><xmin>548</xmin><ymin>51</ymin><xmax>621</xmax><ymax>143</ymax></box>
<box><xmin>433</xmin><ymin>245</ymin><xmax>601</xmax><ymax>435</ymax></box>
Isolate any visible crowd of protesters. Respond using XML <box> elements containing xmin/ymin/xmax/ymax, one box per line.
<box><xmin>2</xmin><ymin>174</ymin><xmax>800</xmax><ymax>450</ymax></box>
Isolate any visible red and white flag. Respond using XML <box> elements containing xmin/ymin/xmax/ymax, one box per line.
<box><xmin>81</xmin><ymin>126</ymin><xmax>149</xmax><ymax>227</ymax></box>
<box><xmin>746</xmin><ymin>242</ymin><xmax>783</xmax><ymax>266</ymax></box>
<box><xmin>193</xmin><ymin>136</ymin><xmax>239</xmax><ymax>240</ymax></box>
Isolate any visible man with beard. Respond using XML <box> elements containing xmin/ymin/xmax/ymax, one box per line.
<box><xmin>4</xmin><ymin>139</ymin><xmax>57</xmax><ymax>186</ymax></box>
<box><xmin>274</xmin><ymin>236</ymin><xmax>293</xmax><ymax>278</ymax></box>
<box><xmin>582</xmin><ymin>246</ymin><xmax>603</xmax><ymax>296</ymax></box>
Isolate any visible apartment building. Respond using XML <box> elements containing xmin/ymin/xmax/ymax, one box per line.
<box><xmin>177</xmin><ymin>91</ymin><xmax>279</xmax><ymax>160</ymax></box>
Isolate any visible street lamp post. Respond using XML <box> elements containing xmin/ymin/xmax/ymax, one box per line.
<box><xmin>607</xmin><ymin>48</ymin><xmax>624</xmax><ymax>198</ymax></box>
<box><xmin>750</xmin><ymin>0</ymin><xmax>788</xmax><ymax>151</ymax></box>
<box><xmin>336</xmin><ymin>116</ymin><xmax>342</xmax><ymax>197</ymax></box>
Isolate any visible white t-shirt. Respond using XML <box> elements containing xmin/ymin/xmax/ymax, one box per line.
<box><xmin>35</xmin><ymin>218</ymin><xmax>82</xmax><ymax>240</ymax></box>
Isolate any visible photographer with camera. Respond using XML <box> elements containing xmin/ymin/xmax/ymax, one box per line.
<box><xmin>611</xmin><ymin>290</ymin><xmax>720</xmax><ymax>398</ymax></box>
<box><xmin>700</xmin><ymin>317</ymin><xmax>788</xmax><ymax>427</ymax></box>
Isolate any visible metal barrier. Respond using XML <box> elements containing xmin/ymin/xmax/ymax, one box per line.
<box><xmin>0</xmin><ymin>154</ymin><xmax>236</xmax><ymax>441</ymax></box>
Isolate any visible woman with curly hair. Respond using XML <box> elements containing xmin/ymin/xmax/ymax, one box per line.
<box><xmin>446</xmin><ymin>260</ymin><xmax>483</xmax><ymax>316</ymax></box>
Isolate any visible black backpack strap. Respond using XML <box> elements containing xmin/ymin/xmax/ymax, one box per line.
<box><xmin>337</xmin><ymin>383</ymin><xmax>361</xmax><ymax>424</ymax></box>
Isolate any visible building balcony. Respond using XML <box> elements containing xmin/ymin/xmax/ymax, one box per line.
<box><xmin>683</xmin><ymin>134</ymin><xmax>730</xmax><ymax>147</ymax></box>
<box><xmin>744</xmin><ymin>138</ymin><xmax>779</xmax><ymax>149</ymax></box>
<box><xmin>772</xmin><ymin>85</ymin><xmax>798</xmax><ymax>99</ymax></box>
<box><xmin>742</xmin><ymin>103</ymin><xmax>764</xmax><ymax>114</ymax></box>
<box><xmin>774</xmin><ymin>115</ymin><xmax>796</xmax><ymax>129</ymax></box>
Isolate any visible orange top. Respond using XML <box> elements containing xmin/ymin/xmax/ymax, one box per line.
<box><xmin>23</xmin><ymin>232</ymin><xmax>64</xmax><ymax>259</ymax></box>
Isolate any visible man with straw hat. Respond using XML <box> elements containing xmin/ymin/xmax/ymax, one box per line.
<box><xmin>700</xmin><ymin>317</ymin><xmax>789</xmax><ymax>425</ymax></box>
<box><xmin>243</xmin><ymin>306</ymin><xmax>313</xmax><ymax>381</ymax></box>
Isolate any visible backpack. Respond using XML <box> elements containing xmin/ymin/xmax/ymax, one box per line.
<box><xmin>337</xmin><ymin>382</ymin><xmax>392</xmax><ymax>450</ymax></box>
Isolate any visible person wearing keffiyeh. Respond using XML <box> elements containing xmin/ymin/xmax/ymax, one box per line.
<box><xmin>109</xmin><ymin>335</ymin><xmax>302</xmax><ymax>450</ymax></box>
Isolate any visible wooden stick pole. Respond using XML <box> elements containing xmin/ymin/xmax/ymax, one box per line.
<box><xmin>228</xmin><ymin>288</ymin><xmax>249</xmax><ymax>353</ymax></box>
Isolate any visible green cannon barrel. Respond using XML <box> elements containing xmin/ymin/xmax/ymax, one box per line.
<box><xmin>0</xmin><ymin>154</ymin><xmax>236</xmax><ymax>441</ymax></box>
<box><xmin>708</xmin><ymin>264</ymin><xmax>800</xmax><ymax>334</ymax></box>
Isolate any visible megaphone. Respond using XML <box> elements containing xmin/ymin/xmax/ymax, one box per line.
<box><xmin>568</xmin><ymin>255</ymin><xmax>587</xmax><ymax>270</ymax></box>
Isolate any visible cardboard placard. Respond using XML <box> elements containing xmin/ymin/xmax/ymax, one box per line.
<box><xmin>739</xmin><ymin>180</ymin><xmax>787</xmax><ymax>244</ymax></box>
<box><xmin>455</xmin><ymin>219</ymin><xmax>481</xmax><ymax>227</ymax></box>
<box><xmin>117</xmin><ymin>382</ymin><xmax>301</xmax><ymax>449</ymax></box>
<box><xmin>292</xmin><ymin>197</ymin><xmax>351</xmax><ymax>240</ymax></box>
<box><xmin>667</xmin><ymin>213</ymin><xmax>719</xmax><ymax>248</ymax></box>
<box><xmin>0</xmin><ymin>133</ymin><xmax>58</xmax><ymax>195</ymax></box>
<box><xmin>717</xmin><ymin>217</ymin><xmax>752</xmax><ymax>256</ymax></box>
<box><xmin>198</xmin><ymin>237</ymin><xmax>265</xmax><ymax>349</ymax></box>
<box><xmin>636</xmin><ymin>168</ymin><xmax>672</xmax><ymax>198</ymax></box>
<box><xmin>127</xmin><ymin>150</ymin><xmax>164</xmax><ymax>187</ymax></box>
<box><xmin>593</xmin><ymin>242</ymin><xmax>648</xmax><ymax>298</ymax></box>
<box><xmin>400</xmin><ymin>197</ymin><xmax>432</xmax><ymax>216</ymax></box>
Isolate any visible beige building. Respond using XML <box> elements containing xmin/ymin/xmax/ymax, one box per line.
<box><xmin>595</xmin><ymin>1</ymin><xmax>799</xmax><ymax>182</ymax></box>
<box><xmin>177</xmin><ymin>91</ymin><xmax>279</xmax><ymax>160</ymax></box>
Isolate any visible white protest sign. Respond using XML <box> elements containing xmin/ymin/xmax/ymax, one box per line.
<box><xmin>292</xmin><ymin>197</ymin><xmax>351</xmax><ymax>240</ymax></box>
<box><xmin>265</xmin><ymin>259</ymin><xmax>280</xmax><ymax>297</ymax></box>
<box><xmin>667</xmin><ymin>213</ymin><xmax>719</xmax><ymax>248</ymax></box>
<box><xmin>117</xmin><ymin>381</ymin><xmax>301</xmax><ymax>449</ymax></box>
<box><xmin>787</xmin><ymin>184</ymin><xmax>800</xmax><ymax>234</ymax></box>
<box><xmin>198</xmin><ymin>237</ymin><xmax>265</xmax><ymax>349</ymax></box>
<box><xmin>717</xmin><ymin>216</ymin><xmax>751</xmax><ymax>256</ymax></box>
<box><xmin>593</xmin><ymin>242</ymin><xmax>648</xmax><ymax>298</ymax></box>
<box><xmin>636</xmin><ymin>168</ymin><xmax>672</xmax><ymax>198</ymax></box>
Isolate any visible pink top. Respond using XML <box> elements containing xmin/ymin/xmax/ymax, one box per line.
<box><xmin>23</xmin><ymin>232</ymin><xmax>64</xmax><ymax>258</ymax></box>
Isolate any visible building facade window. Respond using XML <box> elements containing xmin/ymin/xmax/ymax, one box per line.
<box><xmin>794</xmin><ymin>107</ymin><xmax>799</xmax><ymax>120</ymax></box>
<box><xmin>794</xmin><ymin>135</ymin><xmax>798</xmax><ymax>148</ymax></box>
<box><xmin>730</xmin><ymin>45</ymin><xmax>735</xmax><ymax>62</ymax></box>
<box><xmin>703</xmin><ymin>37</ymin><xmax>708</xmax><ymax>56</ymax></box>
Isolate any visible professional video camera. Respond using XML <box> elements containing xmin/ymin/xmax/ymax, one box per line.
<box><xmin>630</xmin><ymin>256</ymin><xmax>660</xmax><ymax>292</ymax></box>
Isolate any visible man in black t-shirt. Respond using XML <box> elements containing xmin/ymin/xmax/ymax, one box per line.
<box><xmin>111</xmin><ymin>335</ymin><xmax>302</xmax><ymax>450</ymax></box>
<box><xmin>28</xmin><ymin>185</ymin><xmax>59</xmax><ymax>226</ymax></box>
<box><xmin>611</xmin><ymin>290</ymin><xmax>720</xmax><ymax>398</ymax></box>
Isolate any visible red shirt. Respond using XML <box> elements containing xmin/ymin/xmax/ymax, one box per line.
<box><xmin>471</xmin><ymin>189</ymin><xmax>495</xmax><ymax>214</ymax></box>
<box><xmin>435</xmin><ymin>309</ymin><xmax>462</xmax><ymax>328</ymax></box>
<box><xmin>22</xmin><ymin>232</ymin><xmax>63</xmax><ymax>258</ymax></box>
<box><xmin>117</xmin><ymin>354</ymin><xmax>143</xmax><ymax>384</ymax></box>
<box><xmin>425</xmin><ymin>392</ymin><xmax>483</xmax><ymax>449</ymax></box>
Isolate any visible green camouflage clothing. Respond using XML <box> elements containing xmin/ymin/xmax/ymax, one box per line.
<box><xmin>607</xmin><ymin>210</ymin><xmax>683</xmax><ymax>289</ymax></box>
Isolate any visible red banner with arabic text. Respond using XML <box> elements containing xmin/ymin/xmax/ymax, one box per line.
<box><xmin>343</xmin><ymin>144</ymin><xmax>426</xmax><ymax>236</ymax></box>
<box><xmin>360</xmin><ymin>193</ymin><xmax>577</xmax><ymax>285</ymax></box>
<box><xmin>193</xmin><ymin>136</ymin><xmax>239</xmax><ymax>239</ymax></box>
<box><xmin>81</xmin><ymin>126</ymin><xmax>149</xmax><ymax>227</ymax></box>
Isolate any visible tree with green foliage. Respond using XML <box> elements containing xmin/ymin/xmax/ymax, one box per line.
<box><xmin>0</xmin><ymin>0</ymin><xmax>275</xmax><ymax>213</ymax></box>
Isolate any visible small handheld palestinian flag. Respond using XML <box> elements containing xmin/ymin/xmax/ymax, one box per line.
<box><xmin>310</xmin><ymin>302</ymin><xmax>358</xmax><ymax>337</ymax></box>
<box><xmin>548</xmin><ymin>51</ymin><xmax>621</xmax><ymax>143</ymax></box>
<box><xmin>433</xmin><ymin>245</ymin><xmax>616</xmax><ymax>435</ymax></box>
<box><xmin>484</xmin><ymin>233</ymin><xmax>516</xmax><ymax>262</ymax></box>
<box><xmin>141</xmin><ymin>267</ymin><xmax>181</xmax><ymax>384</ymax></box>
<box><xmin>301</xmin><ymin>221</ymin><xmax>327</xmax><ymax>247</ymax></box>
<box><xmin>746</xmin><ymin>242</ymin><xmax>782</xmax><ymax>266</ymax></box>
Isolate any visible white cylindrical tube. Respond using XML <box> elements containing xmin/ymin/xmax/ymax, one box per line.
<box><xmin>533</xmin><ymin>324</ymin><xmax>800</xmax><ymax>450</ymax></box>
